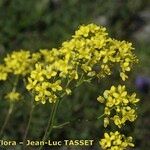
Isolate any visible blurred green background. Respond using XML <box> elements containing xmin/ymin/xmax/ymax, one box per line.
<box><xmin>0</xmin><ymin>0</ymin><xmax>150</xmax><ymax>150</ymax></box>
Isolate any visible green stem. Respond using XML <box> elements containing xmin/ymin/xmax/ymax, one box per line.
<box><xmin>39</xmin><ymin>99</ymin><xmax>60</xmax><ymax>150</ymax></box>
<box><xmin>53</xmin><ymin>113</ymin><xmax>105</xmax><ymax>130</ymax></box>
<box><xmin>38</xmin><ymin>75</ymin><xmax>91</xmax><ymax>150</ymax></box>
<box><xmin>97</xmin><ymin>106</ymin><xmax>116</xmax><ymax>119</ymax></box>
<box><xmin>76</xmin><ymin>73</ymin><xmax>84</xmax><ymax>87</ymax></box>
<box><xmin>23</xmin><ymin>101</ymin><xmax>34</xmax><ymax>150</ymax></box>
<box><xmin>0</xmin><ymin>76</ymin><xmax>19</xmax><ymax>138</ymax></box>
<box><xmin>53</xmin><ymin>121</ymin><xmax>70</xmax><ymax>129</ymax></box>
<box><xmin>0</xmin><ymin>103</ymin><xmax>14</xmax><ymax>137</ymax></box>
<box><xmin>97</xmin><ymin>113</ymin><xmax>105</xmax><ymax>119</ymax></box>
<box><xmin>12</xmin><ymin>76</ymin><xmax>19</xmax><ymax>92</ymax></box>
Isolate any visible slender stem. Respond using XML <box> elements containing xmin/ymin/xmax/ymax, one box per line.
<box><xmin>52</xmin><ymin>112</ymin><xmax>107</xmax><ymax>129</ymax></box>
<box><xmin>52</xmin><ymin>113</ymin><xmax>105</xmax><ymax>130</ymax></box>
<box><xmin>23</xmin><ymin>101</ymin><xmax>34</xmax><ymax>150</ymax></box>
<box><xmin>39</xmin><ymin>100</ymin><xmax>60</xmax><ymax>150</ymax></box>
<box><xmin>0</xmin><ymin>76</ymin><xmax>19</xmax><ymax>137</ymax></box>
<box><xmin>76</xmin><ymin>73</ymin><xmax>84</xmax><ymax>87</ymax></box>
<box><xmin>97</xmin><ymin>107</ymin><xmax>116</xmax><ymax>119</ymax></box>
<box><xmin>38</xmin><ymin>75</ymin><xmax>91</xmax><ymax>150</ymax></box>
<box><xmin>53</xmin><ymin>121</ymin><xmax>70</xmax><ymax>129</ymax></box>
<box><xmin>12</xmin><ymin>76</ymin><xmax>19</xmax><ymax>92</ymax></box>
<box><xmin>0</xmin><ymin>103</ymin><xmax>14</xmax><ymax>137</ymax></box>
<box><xmin>97</xmin><ymin>113</ymin><xmax>105</xmax><ymax>119</ymax></box>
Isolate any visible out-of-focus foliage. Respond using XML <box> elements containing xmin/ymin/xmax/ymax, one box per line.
<box><xmin>106</xmin><ymin>0</ymin><xmax>150</xmax><ymax>39</ymax></box>
<box><xmin>0</xmin><ymin>0</ymin><xmax>105</xmax><ymax>51</ymax></box>
<box><xmin>0</xmin><ymin>0</ymin><xmax>149</xmax><ymax>53</ymax></box>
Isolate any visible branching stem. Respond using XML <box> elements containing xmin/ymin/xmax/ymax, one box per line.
<box><xmin>39</xmin><ymin>99</ymin><xmax>60</xmax><ymax>150</ymax></box>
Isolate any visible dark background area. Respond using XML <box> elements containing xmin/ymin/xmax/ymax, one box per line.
<box><xmin>0</xmin><ymin>0</ymin><xmax>150</xmax><ymax>150</ymax></box>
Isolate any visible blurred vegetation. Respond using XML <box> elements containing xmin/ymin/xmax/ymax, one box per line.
<box><xmin>0</xmin><ymin>0</ymin><xmax>150</xmax><ymax>150</ymax></box>
<box><xmin>0</xmin><ymin>0</ymin><xmax>149</xmax><ymax>52</ymax></box>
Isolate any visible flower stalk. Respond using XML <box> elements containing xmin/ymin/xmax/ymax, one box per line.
<box><xmin>0</xmin><ymin>103</ymin><xmax>14</xmax><ymax>137</ymax></box>
<box><xmin>0</xmin><ymin>76</ymin><xmax>19</xmax><ymax>137</ymax></box>
<box><xmin>23</xmin><ymin>100</ymin><xmax>35</xmax><ymax>150</ymax></box>
<box><xmin>39</xmin><ymin>99</ymin><xmax>60</xmax><ymax>150</ymax></box>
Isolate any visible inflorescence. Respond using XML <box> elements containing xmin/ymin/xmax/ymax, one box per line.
<box><xmin>0</xmin><ymin>23</ymin><xmax>139</xmax><ymax>149</ymax></box>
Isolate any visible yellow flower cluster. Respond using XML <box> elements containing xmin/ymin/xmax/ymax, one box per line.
<box><xmin>4</xmin><ymin>50</ymin><xmax>40</xmax><ymax>76</ymax></box>
<box><xmin>40</xmin><ymin>49</ymin><xmax>59</xmax><ymax>63</ymax></box>
<box><xmin>97</xmin><ymin>85</ymin><xmax>139</xmax><ymax>128</ymax></box>
<box><xmin>108</xmin><ymin>39</ymin><xmax>138</xmax><ymax>81</ymax></box>
<box><xmin>5</xmin><ymin>91</ymin><xmax>20</xmax><ymax>102</ymax></box>
<box><xmin>60</xmin><ymin>24</ymin><xmax>137</xmax><ymax>80</ymax></box>
<box><xmin>0</xmin><ymin>65</ymin><xmax>8</xmax><ymax>80</ymax></box>
<box><xmin>26</xmin><ymin>63</ymin><xmax>63</xmax><ymax>104</ymax></box>
<box><xmin>0</xmin><ymin>24</ymin><xmax>139</xmax><ymax>149</ymax></box>
<box><xmin>100</xmin><ymin>131</ymin><xmax>134</xmax><ymax>150</ymax></box>
<box><xmin>0</xmin><ymin>24</ymin><xmax>138</xmax><ymax>105</ymax></box>
<box><xmin>26</xmin><ymin>24</ymin><xmax>138</xmax><ymax>104</ymax></box>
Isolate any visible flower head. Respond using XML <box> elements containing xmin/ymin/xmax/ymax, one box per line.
<box><xmin>5</xmin><ymin>91</ymin><xmax>20</xmax><ymax>102</ymax></box>
<box><xmin>97</xmin><ymin>85</ymin><xmax>139</xmax><ymax>128</ymax></box>
<box><xmin>4</xmin><ymin>50</ymin><xmax>40</xmax><ymax>76</ymax></box>
<box><xmin>25</xmin><ymin>24</ymin><xmax>138</xmax><ymax>104</ymax></box>
<box><xmin>100</xmin><ymin>131</ymin><xmax>134</xmax><ymax>150</ymax></box>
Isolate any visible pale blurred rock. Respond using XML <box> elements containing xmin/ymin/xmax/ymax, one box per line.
<box><xmin>95</xmin><ymin>15</ymin><xmax>108</xmax><ymax>26</ymax></box>
<box><xmin>132</xmin><ymin>10</ymin><xmax>150</xmax><ymax>42</ymax></box>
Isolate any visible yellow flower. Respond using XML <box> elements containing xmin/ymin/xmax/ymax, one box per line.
<box><xmin>26</xmin><ymin>78</ymin><xmax>37</xmax><ymax>91</ymax></box>
<box><xmin>104</xmin><ymin>117</ymin><xmax>109</xmax><ymax>128</ymax></box>
<box><xmin>25</xmin><ymin>24</ymin><xmax>138</xmax><ymax>104</ymax></box>
<box><xmin>65</xmin><ymin>88</ymin><xmax>72</xmax><ymax>95</ymax></box>
<box><xmin>0</xmin><ymin>65</ymin><xmax>8</xmax><ymax>80</ymax></box>
<box><xmin>30</xmin><ymin>63</ymin><xmax>45</xmax><ymax>82</ymax></box>
<box><xmin>4</xmin><ymin>50</ymin><xmax>40</xmax><ymax>76</ymax></box>
<box><xmin>50</xmin><ymin>80</ymin><xmax>62</xmax><ymax>92</ymax></box>
<box><xmin>113</xmin><ymin>115</ymin><xmax>122</xmax><ymax>128</ymax></box>
<box><xmin>45</xmin><ymin>65</ymin><xmax>57</xmax><ymax>79</ymax></box>
<box><xmin>5</xmin><ymin>91</ymin><xmax>20</xmax><ymax>102</ymax></box>
<box><xmin>100</xmin><ymin>131</ymin><xmax>134</xmax><ymax>150</ymax></box>
<box><xmin>97</xmin><ymin>96</ymin><xmax>105</xmax><ymax>103</ymax></box>
<box><xmin>97</xmin><ymin>85</ymin><xmax>139</xmax><ymax>128</ymax></box>
<box><xmin>26</xmin><ymin>62</ymin><xmax>63</xmax><ymax>104</ymax></box>
<box><xmin>40</xmin><ymin>48</ymin><xmax>59</xmax><ymax>63</ymax></box>
<box><xmin>120</xmin><ymin>72</ymin><xmax>128</xmax><ymax>81</ymax></box>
